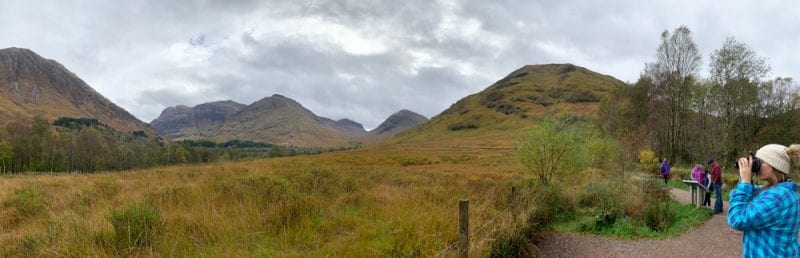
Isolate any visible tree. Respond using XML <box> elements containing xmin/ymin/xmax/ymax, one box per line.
<box><xmin>174</xmin><ymin>145</ymin><xmax>190</xmax><ymax>163</ymax></box>
<box><xmin>6</xmin><ymin>122</ymin><xmax>32</xmax><ymax>172</ymax></box>
<box><xmin>515</xmin><ymin>120</ymin><xmax>587</xmax><ymax>185</ymax></box>
<box><xmin>76</xmin><ymin>127</ymin><xmax>106</xmax><ymax>172</ymax></box>
<box><xmin>644</xmin><ymin>25</ymin><xmax>702</xmax><ymax>162</ymax></box>
<box><xmin>708</xmin><ymin>37</ymin><xmax>770</xmax><ymax>160</ymax></box>
<box><xmin>0</xmin><ymin>140</ymin><xmax>12</xmax><ymax>173</ymax></box>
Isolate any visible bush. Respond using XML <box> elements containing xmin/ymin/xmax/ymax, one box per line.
<box><xmin>567</xmin><ymin>90</ymin><xmax>600</xmax><ymax>103</ymax></box>
<box><xmin>670</xmin><ymin>168</ymin><xmax>691</xmax><ymax>181</ymax></box>
<box><xmin>636</xmin><ymin>178</ymin><xmax>675</xmax><ymax>231</ymax></box>
<box><xmin>391</xmin><ymin>156</ymin><xmax>433</xmax><ymax>166</ymax></box>
<box><xmin>587</xmin><ymin>138</ymin><xmax>621</xmax><ymax>171</ymax></box>
<box><xmin>110</xmin><ymin>202</ymin><xmax>163</xmax><ymax>248</ymax></box>
<box><xmin>579</xmin><ymin>181</ymin><xmax>626</xmax><ymax>229</ymax></box>
<box><xmin>4</xmin><ymin>187</ymin><xmax>49</xmax><ymax>218</ymax></box>
<box><xmin>638</xmin><ymin>177</ymin><xmax>672</xmax><ymax>203</ymax></box>
<box><xmin>723</xmin><ymin>173</ymin><xmax>740</xmax><ymax>190</ymax></box>
<box><xmin>643</xmin><ymin>202</ymin><xmax>676</xmax><ymax>232</ymax></box>
<box><xmin>490</xmin><ymin>233</ymin><xmax>536</xmax><ymax>258</ymax></box>
<box><xmin>447</xmin><ymin>122</ymin><xmax>479</xmax><ymax>131</ymax></box>
<box><xmin>639</xmin><ymin>150</ymin><xmax>659</xmax><ymax>174</ymax></box>
<box><xmin>490</xmin><ymin>183</ymin><xmax>573</xmax><ymax>257</ymax></box>
<box><xmin>516</xmin><ymin>120</ymin><xmax>587</xmax><ymax>185</ymax></box>
<box><xmin>526</xmin><ymin>184</ymin><xmax>574</xmax><ymax>230</ymax></box>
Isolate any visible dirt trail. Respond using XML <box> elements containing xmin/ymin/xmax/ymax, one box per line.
<box><xmin>535</xmin><ymin>188</ymin><xmax>742</xmax><ymax>257</ymax></box>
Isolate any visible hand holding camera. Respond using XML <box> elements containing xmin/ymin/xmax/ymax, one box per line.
<box><xmin>736</xmin><ymin>153</ymin><xmax>762</xmax><ymax>183</ymax></box>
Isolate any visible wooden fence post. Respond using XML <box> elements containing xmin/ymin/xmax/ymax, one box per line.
<box><xmin>510</xmin><ymin>186</ymin><xmax>517</xmax><ymax>209</ymax></box>
<box><xmin>459</xmin><ymin>199</ymin><xmax>469</xmax><ymax>258</ymax></box>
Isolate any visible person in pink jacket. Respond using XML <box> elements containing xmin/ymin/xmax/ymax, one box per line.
<box><xmin>691</xmin><ymin>162</ymin><xmax>704</xmax><ymax>183</ymax></box>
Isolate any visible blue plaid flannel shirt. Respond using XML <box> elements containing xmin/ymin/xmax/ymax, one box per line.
<box><xmin>728</xmin><ymin>181</ymin><xmax>800</xmax><ymax>257</ymax></box>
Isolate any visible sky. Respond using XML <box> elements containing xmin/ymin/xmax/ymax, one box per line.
<box><xmin>1</xmin><ymin>1</ymin><xmax>799</xmax><ymax>130</ymax></box>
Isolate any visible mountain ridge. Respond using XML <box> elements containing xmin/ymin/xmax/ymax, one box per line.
<box><xmin>0</xmin><ymin>47</ymin><xmax>155</xmax><ymax>135</ymax></box>
<box><xmin>391</xmin><ymin>63</ymin><xmax>627</xmax><ymax>147</ymax></box>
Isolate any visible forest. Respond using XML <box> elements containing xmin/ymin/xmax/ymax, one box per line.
<box><xmin>0</xmin><ymin>117</ymin><xmax>336</xmax><ymax>173</ymax></box>
<box><xmin>599</xmin><ymin>26</ymin><xmax>800</xmax><ymax>166</ymax></box>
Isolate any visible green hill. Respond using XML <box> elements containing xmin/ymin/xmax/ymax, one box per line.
<box><xmin>390</xmin><ymin>64</ymin><xmax>626</xmax><ymax>148</ymax></box>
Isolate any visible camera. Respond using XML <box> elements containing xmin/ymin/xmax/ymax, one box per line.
<box><xmin>733</xmin><ymin>153</ymin><xmax>762</xmax><ymax>174</ymax></box>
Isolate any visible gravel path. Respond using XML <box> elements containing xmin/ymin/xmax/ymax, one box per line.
<box><xmin>535</xmin><ymin>188</ymin><xmax>742</xmax><ymax>257</ymax></box>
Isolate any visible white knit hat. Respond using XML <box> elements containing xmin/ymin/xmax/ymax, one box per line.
<box><xmin>755</xmin><ymin>144</ymin><xmax>791</xmax><ymax>175</ymax></box>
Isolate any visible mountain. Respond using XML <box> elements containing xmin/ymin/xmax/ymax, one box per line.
<box><xmin>329</xmin><ymin>118</ymin><xmax>368</xmax><ymax>136</ymax></box>
<box><xmin>392</xmin><ymin>64</ymin><xmax>626</xmax><ymax>147</ymax></box>
<box><xmin>152</xmin><ymin>94</ymin><xmax>367</xmax><ymax>147</ymax></box>
<box><xmin>371</xmin><ymin>110</ymin><xmax>428</xmax><ymax>136</ymax></box>
<box><xmin>151</xmin><ymin>100</ymin><xmax>246</xmax><ymax>139</ymax></box>
<box><xmin>0</xmin><ymin>47</ymin><xmax>154</xmax><ymax>134</ymax></box>
<box><xmin>208</xmin><ymin>94</ymin><xmax>365</xmax><ymax>147</ymax></box>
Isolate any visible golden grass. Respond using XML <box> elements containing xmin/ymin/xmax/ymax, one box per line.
<box><xmin>0</xmin><ymin>146</ymin><xmax>531</xmax><ymax>257</ymax></box>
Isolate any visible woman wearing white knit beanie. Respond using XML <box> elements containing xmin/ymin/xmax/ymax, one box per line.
<box><xmin>727</xmin><ymin>144</ymin><xmax>800</xmax><ymax>257</ymax></box>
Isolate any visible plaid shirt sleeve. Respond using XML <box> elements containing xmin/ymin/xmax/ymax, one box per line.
<box><xmin>728</xmin><ymin>182</ymin><xmax>781</xmax><ymax>230</ymax></box>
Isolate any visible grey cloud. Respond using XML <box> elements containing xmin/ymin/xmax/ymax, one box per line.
<box><xmin>2</xmin><ymin>0</ymin><xmax>800</xmax><ymax>130</ymax></box>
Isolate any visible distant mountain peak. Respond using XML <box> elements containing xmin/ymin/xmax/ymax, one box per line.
<box><xmin>371</xmin><ymin>109</ymin><xmax>428</xmax><ymax>136</ymax></box>
<box><xmin>151</xmin><ymin>100</ymin><xmax>246</xmax><ymax>139</ymax></box>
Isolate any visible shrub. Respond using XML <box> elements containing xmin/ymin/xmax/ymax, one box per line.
<box><xmin>391</xmin><ymin>156</ymin><xmax>433</xmax><ymax>166</ymax></box>
<box><xmin>579</xmin><ymin>180</ymin><xmax>629</xmax><ymax>230</ymax></box>
<box><xmin>643</xmin><ymin>202</ymin><xmax>675</xmax><ymax>232</ymax></box>
<box><xmin>635</xmin><ymin>177</ymin><xmax>675</xmax><ymax>231</ymax></box>
<box><xmin>639</xmin><ymin>150</ymin><xmax>659</xmax><ymax>174</ymax></box>
<box><xmin>723</xmin><ymin>173</ymin><xmax>740</xmax><ymax>189</ymax></box>
<box><xmin>489</xmin><ymin>233</ymin><xmax>536</xmax><ymax>258</ymax></box>
<box><xmin>4</xmin><ymin>187</ymin><xmax>49</xmax><ymax>218</ymax></box>
<box><xmin>490</xmin><ymin>183</ymin><xmax>573</xmax><ymax>257</ymax></box>
<box><xmin>638</xmin><ymin>177</ymin><xmax>671</xmax><ymax>203</ymax></box>
<box><xmin>516</xmin><ymin>120</ymin><xmax>587</xmax><ymax>185</ymax></box>
<box><xmin>587</xmin><ymin>138</ymin><xmax>621</xmax><ymax>171</ymax></box>
<box><xmin>670</xmin><ymin>168</ymin><xmax>691</xmax><ymax>181</ymax></box>
<box><xmin>526</xmin><ymin>184</ymin><xmax>574</xmax><ymax>230</ymax></box>
<box><xmin>110</xmin><ymin>202</ymin><xmax>163</xmax><ymax>248</ymax></box>
<box><xmin>447</xmin><ymin>122</ymin><xmax>479</xmax><ymax>131</ymax></box>
<box><xmin>567</xmin><ymin>90</ymin><xmax>600</xmax><ymax>103</ymax></box>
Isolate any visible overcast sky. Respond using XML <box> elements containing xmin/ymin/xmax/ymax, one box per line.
<box><xmin>1</xmin><ymin>1</ymin><xmax>799</xmax><ymax>129</ymax></box>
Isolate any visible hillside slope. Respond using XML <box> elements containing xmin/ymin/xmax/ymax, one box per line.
<box><xmin>0</xmin><ymin>47</ymin><xmax>154</xmax><ymax>134</ymax></box>
<box><xmin>391</xmin><ymin>64</ymin><xmax>626</xmax><ymax>147</ymax></box>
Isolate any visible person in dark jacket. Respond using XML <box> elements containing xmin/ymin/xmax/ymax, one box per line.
<box><xmin>709</xmin><ymin>159</ymin><xmax>723</xmax><ymax>214</ymax></box>
<box><xmin>660</xmin><ymin>158</ymin><xmax>671</xmax><ymax>184</ymax></box>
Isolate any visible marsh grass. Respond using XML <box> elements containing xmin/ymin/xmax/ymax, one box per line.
<box><xmin>0</xmin><ymin>147</ymin><xmax>528</xmax><ymax>257</ymax></box>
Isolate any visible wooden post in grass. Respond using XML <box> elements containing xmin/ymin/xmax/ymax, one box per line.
<box><xmin>510</xmin><ymin>186</ymin><xmax>517</xmax><ymax>220</ymax></box>
<box><xmin>510</xmin><ymin>186</ymin><xmax>517</xmax><ymax>208</ymax></box>
<box><xmin>459</xmin><ymin>199</ymin><xmax>469</xmax><ymax>258</ymax></box>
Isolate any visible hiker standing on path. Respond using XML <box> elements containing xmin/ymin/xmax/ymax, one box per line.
<box><xmin>660</xmin><ymin>158</ymin><xmax>671</xmax><ymax>184</ymax></box>
<box><xmin>703</xmin><ymin>166</ymin><xmax>712</xmax><ymax>207</ymax></box>
<box><xmin>692</xmin><ymin>162</ymin><xmax>704</xmax><ymax>183</ymax></box>
<box><xmin>709</xmin><ymin>159</ymin><xmax>723</xmax><ymax>214</ymax></box>
<box><xmin>728</xmin><ymin>144</ymin><xmax>800</xmax><ymax>257</ymax></box>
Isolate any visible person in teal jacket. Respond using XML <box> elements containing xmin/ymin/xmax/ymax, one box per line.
<box><xmin>728</xmin><ymin>144</ymin><xmax>800</xmax><ymax>257</ymax></box>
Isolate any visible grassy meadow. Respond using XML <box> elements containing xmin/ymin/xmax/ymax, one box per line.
<box><xmin>0</xmin><ymin>146</ymin><xmax>539</xmax><ymax>257</ymax></box>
